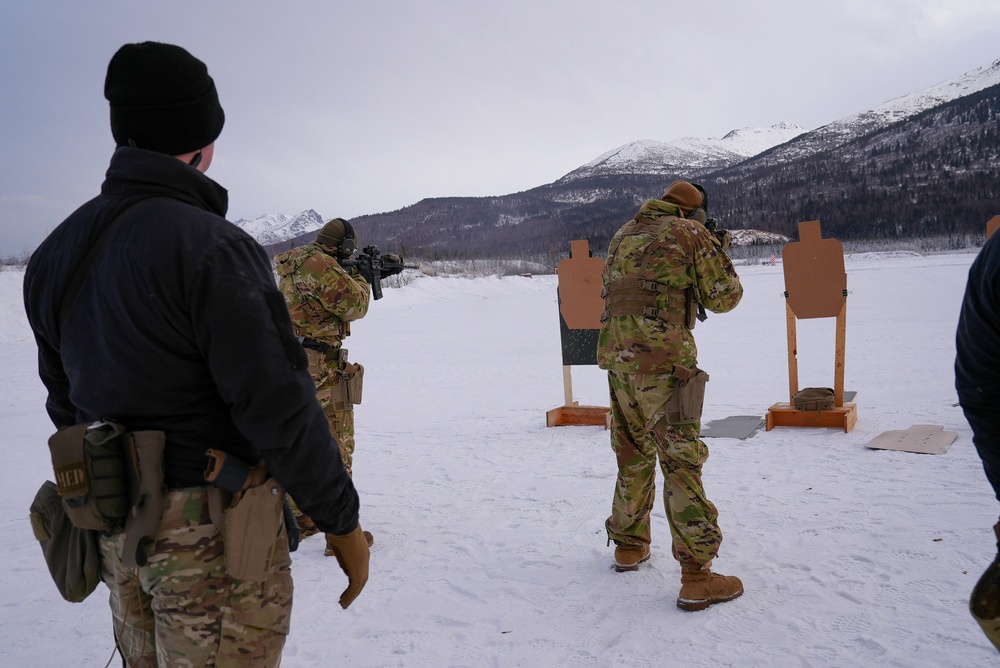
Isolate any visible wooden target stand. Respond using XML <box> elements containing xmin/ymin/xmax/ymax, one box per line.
<box><xmin>766</xmin><ymin>221</ymin><xmax>858</xmax><ymax>432</ymax></box>
<box><xmin>987</xmin><ymin>215</ymin><xmax>1000</xmax><ymax>240</ymax></box>
<box><xmin>546</xmin><ymin>240</ymin><xmax>612</xmax><ymax>428</ymax></box>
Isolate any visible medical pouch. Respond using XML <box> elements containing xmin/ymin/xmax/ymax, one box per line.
<box><xmin>47</xmin><ymin>420</ymin><xmax>129</xmax><ymax>533</ymax></box>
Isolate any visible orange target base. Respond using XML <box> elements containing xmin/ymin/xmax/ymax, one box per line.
<box><xmin>765</xmin><ymin>402</ymin><xmax>857</xmax><ymax>433</ymax></box>
<box><xmin>546</xmin><ymin>403</ymin><xmax>611</xmax><ymax>429</ymax></box>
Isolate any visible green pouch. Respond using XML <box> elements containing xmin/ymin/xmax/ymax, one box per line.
<box><xmin>665</xmin><ymin>370</ymin><xmax>710</xmax><ymax>425</ymax></box>
<box><xmin>223</xmin><ymin>477</ymin><xmax>285</xmax><ymax>581</ymax></box>
<box><xmin>792</xmin><ymin>387</ymin><xmax>835</xmax><ymax>412</ymax></box>
<box><xmin>29</xmin><ymin>480</ymin><xmax>102</xmax><ymax>602</ymax></box>
<box><xmin>47</xmin><ymin>421</ymin><xmax>129</xmax><ymax>533</ymax></box>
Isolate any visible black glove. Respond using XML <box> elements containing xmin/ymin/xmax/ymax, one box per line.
<box><xmin>382</xmin><ymin>253</ymin><xmax>404</xmax><ymax>277</ymax></box>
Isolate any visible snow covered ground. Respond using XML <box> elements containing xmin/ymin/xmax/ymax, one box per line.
<box><xmin>1</xmin><ymin>250</ymin><xmax>997</xmax><ymax>667</ymax></box>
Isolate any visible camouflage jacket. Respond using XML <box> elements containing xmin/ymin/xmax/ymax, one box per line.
<box><xmin>597</xmin><ymin>199</ymin><xmax>743</xmax><ymax>374</ymax></box>
<box><xmin>274</xmin><ymin>244</ymin><xmax>370</xmax><ymax>348</ymax></box>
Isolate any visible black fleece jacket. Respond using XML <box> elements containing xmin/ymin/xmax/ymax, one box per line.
<box><xmin>23</xmin><ymin>147</ymin><xmax>358</xmax><ymax>535</ymax></box>
<box><xmin>957</xmin><ymin>233</ymin><xmax>1000</xmax><ymax>505</ymax></box>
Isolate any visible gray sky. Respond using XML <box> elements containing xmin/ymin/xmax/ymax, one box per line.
<box><xmin>2</xmin><ymin>1</ymin><xmax>999</xmax><ymax>256</ymax></box>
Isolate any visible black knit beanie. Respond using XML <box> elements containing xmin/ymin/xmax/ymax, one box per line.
<box><xmin>104</xmin><ymin>41</ymin><xmax>225</xmax><ymax>155</ymax></box>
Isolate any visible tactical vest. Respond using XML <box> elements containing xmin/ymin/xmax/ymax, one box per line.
<box><xmin>600</xmin><ymin>215</ymin><xmax>699</xmax><ymax>329</ymax></box>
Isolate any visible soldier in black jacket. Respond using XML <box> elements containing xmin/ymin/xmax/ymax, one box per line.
<box><xmin>23</xmin><ymin>42</ymin><xmax>368</xmax><ymax>666</ymax></box>
<box><xmin>957</xmin><ymin>231</ymin><xmax>1000</xmax><ymax>652</ymax></box>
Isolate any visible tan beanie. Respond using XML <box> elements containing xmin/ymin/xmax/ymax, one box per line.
<box><xmin>315</xmin><ymin>218</ymin><xmax>355</xmax><ymax>249</ymax></box>
<box><xmin>661</xmin><ymin>181</ymin><xmax>705</xmax><ymax>216</ymax></box>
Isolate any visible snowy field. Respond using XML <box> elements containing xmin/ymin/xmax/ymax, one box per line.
<box><xmin>1</xmin><ymin>250</ymin><xmax>998</xmax><ymax>667</ymax></box>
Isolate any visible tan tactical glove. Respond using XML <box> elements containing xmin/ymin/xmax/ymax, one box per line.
<box><xmin>971</xmin><ymin>522</ymin><xmax>1000</xmax><ymax>651</ymax></box>
<box><xmin>382</xmin><ymin>253</ymin><xmax>404</xmax><ymax>277</ymax></box>
<box><xmin>716</xmin><ymin>229</ymin><xmax>732</xmax><ymax>252</ymax></box>
<box><xmin>324</xmin><ymin>524</ymin><xmax>370</xmax><ymax>608</ymax></box>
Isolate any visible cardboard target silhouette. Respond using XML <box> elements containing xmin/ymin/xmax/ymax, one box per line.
<box><xmin>766</xmin><ymin>221</ymin><xmax>857</xmax><ymax>432</ymax></box>
<box><xmin>987</xmin><ymin>215</ymin><xmax>1000</xmax><ymax>240</ymax></box>
<box><xmin>546</xmin><ymin>239</ymin><xmax>611</xmax><ymax>428</ymax></box>
<box><xmin>556</xmin><ymin>239</ymin><xmax>604</xmax><ymax>362</ymax></box>
<box><xmin>782</xmin><ymin>221</ymin><xmax>846</xmax><ymax>320</ymax></box>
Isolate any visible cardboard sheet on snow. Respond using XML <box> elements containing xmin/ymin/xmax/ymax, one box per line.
<box><xmin>865</xmin><ymin>424</ymin><xmax>958</xmax><ymax>455</ymax></box>
<box><xmin>702</xmin><ymin>416</ymin><xmax>765</xmax><ymax>440</ymax></box>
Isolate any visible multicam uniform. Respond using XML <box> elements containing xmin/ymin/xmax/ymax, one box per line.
<box><xmin>598</xmin><ymin>198</ymin><xmax>743</xmax><ymax>568</ymax></box>
<box><xmin>275</xmin><ymin>244</ymin><xmax>370</xmax><ymax>476</ymax></box>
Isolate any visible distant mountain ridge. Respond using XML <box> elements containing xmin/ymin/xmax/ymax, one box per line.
<box><xmin>233</xmin><ymin>209</ymin><xmax>325</xmax><ymax>247</ymax></box>
<box><xmin>248</xmin><ymin>56</ymin><xmax>1000</xmax><ymax>260</ymax></box>
<box><xmin>558</xmin><ymin>122</ymin><xmax>806</xmax><ymax>183</ymax></box>
<box><xmin>744</xmin><ymin>58</ymin><xmax>1000</xmax><ymax>169</ymax></box>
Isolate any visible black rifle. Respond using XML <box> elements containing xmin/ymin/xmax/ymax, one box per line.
<box><xmin>704</xmin><ymin>217</ymin><xmax>727</xmax><ymax>246</ymax></box>
<box><xmin>340</xmin><ymin>245</ymin><xmax>410</xmax><ymax>300</ymax></box>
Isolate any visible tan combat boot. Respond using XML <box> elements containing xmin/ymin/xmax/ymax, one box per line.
<box><xmin>677</xmin><ymin>564</ymin><xmax>743</xmax><ymax>611</ymax></box>
<box><xmin>613</xmin><ymin>544</ymin><xmax>651</xmax><ymax>572</ymax></box>
<box><xmin>295</xmin><ymin>513</ymin><xmax>321</xmax><ymax>539</ymax></box>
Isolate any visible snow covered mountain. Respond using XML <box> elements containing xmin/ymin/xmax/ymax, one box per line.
<box><xmin>560</xmin><ymin>58</ymin><xmax>1000</xmax><ymax>184</ymax></box>
<box><xmin>232</xmin><ymin>209</ymin><xmax>325</xmax><ymax>246</ymax></box>
<box><xmin>746</xmin><ymin>58</ymin><xmax>1000</xmax><ymax>167</ymax></box>
<box><xmin>270</xmin><ymin>56</ymin><xmax>1000</xmax><ymax>257</ymax></box>
<box><xmin>557</xmin><ymin>122</ymin><xmax>806</xmax><ymax>183</ymax></box>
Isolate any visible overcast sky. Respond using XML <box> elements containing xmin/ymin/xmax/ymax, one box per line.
<box><xmin>2</xmin><ymin>1</ymin><xmax>999</xmax><ymax>256</ymax></box>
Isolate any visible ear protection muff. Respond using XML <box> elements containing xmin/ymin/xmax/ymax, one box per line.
<box><xmin>338</xmin><ymin>220</ymin><xmax>357</xmax><ymax>259</ymax></box>
<box><xmin>690</xmin><ymin>183</ymin><xmax>709</xmax><ymax>213</ymax></box>
<box><xmin>687</xmin><ymin>208</ymin><xmax>707</xmax><ymax>224</ymax></box>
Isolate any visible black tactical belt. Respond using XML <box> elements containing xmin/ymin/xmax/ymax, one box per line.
<box><xmin>300</xmin><ymin>337</ymin><xmax>333</xmax><ymax>353</ymax></box>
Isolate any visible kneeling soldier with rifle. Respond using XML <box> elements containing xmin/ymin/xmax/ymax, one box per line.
<box><xmin>275</xmin><ymin>218</ymin><xmax>404</xmax><ymax>552</ymax></box>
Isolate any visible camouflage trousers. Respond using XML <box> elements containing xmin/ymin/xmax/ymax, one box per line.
<box><xmin>291</xmin><ymin>349</ymin><xmax>358</xmax><ymax>533</ymax></box>
<box><xmin>98</xmin><ymin>487</ymin><xmax>292</xmax><ymax>667</ymax></box>
<box><xmin>291</xmin><ymin>405</ymin><xmax>355</xmax><ymax>532</ymax></box>
<box><xmin>317</xmin><ymin>405</ymin><xmax>356</xmax><ymax>477</ymax></box>
<box><xmin>307</xmin><ymin>347</ymin><xmax>356</xmax><ymax>475</ymax></box>
<box><xmin>605</xmin><ymin>369</ymin><xmax>723</xmax><ymax>568</ymax></box>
